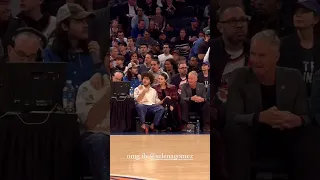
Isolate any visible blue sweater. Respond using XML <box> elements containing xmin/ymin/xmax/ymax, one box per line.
<box><xmin>43</xmin><ymin>48</ymin><xmax>96</xmax><ymax>89</ymax></box>
<box><xmin>131</xmin><ymin>26</ymin><xmax>145</xmax><ymax>39</ymax></box>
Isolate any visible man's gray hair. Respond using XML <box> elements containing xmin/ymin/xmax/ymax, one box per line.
<box><xmin>188</xmin><ymin>71</ymin><xmax>198</xmax><ymax>77</ymax></box>
<box><xmin>251</xmin><ymin>29</ymin><xmax>280</xmax><ymax>48</ymax></box>
<box><xmin>13</xmin><ymin>31</ymin><xmax>44</xmax><ymax>48</ymax></box>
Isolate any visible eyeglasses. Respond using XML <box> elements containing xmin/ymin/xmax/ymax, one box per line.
<box><xmin>219</xmin><ymin>17</ymin><xmax>249</xmax><ymax>27</ymax></box>
<box><xmin>179</xmin><ymin>67</ymin><xmax>188</xmax><ymax>69</ymax></box>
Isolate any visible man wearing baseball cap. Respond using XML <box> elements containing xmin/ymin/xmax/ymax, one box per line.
<box><xmin>187</xmin><ymin>18</ymin><xmax>200</xmax><ymax>42</ymax></box>
<box><xmin>198</xmin><ymin>61</ymin><xmax>210</xmax><ymax>99</ymax></box>
<box><xmin>44</xmin><ymin>5</ymin><xmax>109</xmax><ymax>179</ymax></box>
<box><xmin>195</xmin><ymin>30</ymin><xmax>210</xmax><ymax>61</ymax></box>
<box><xmin>198</xmin><ymin>61</ymin><xmax>210</xmax><ymax>93</ymax></box>
<box><xmin>123</xmin><ymin>62</ymin><xmax>141</xmax><ymax>89</ymax></box>
<box><xmin>56</xmin><ymin>3</ymin><xmax>95</xmax><ymax>23</ymax></box>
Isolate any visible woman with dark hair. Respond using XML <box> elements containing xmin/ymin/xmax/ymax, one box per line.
<box><xmin>129</xmin><ymin>52</ymin><xmax>139</xmax><ymax>65</ymax></box>
<box><xmin>43</xmin><ymin>3</ymin><xmax>103</xmax><ymax>90</ymax></box>
<box><xmin>164</xmin><ymin>58</ymin><xmax>178</xmax><ymax>79</ymax></box>
<box><xmin>153</xmin><ymin>72</ymin><xmax>180</xmax><ymax>131</ymax></box>
<box><xmin>123</xmin><ymin>62</ymin><xmax>141</xmax><ymax>89</ymax></box>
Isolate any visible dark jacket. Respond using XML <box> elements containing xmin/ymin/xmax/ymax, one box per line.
<box><xmin>198</xmin><ymin>72</ymin><xmax>210</xmax><ymax>84</ymax></box>
<box><xmin>17</xmin><ymin>13</ymin><xmax>51</xmax><ymax>33</ymax></box>
<box><xmin>0</xmin><ymin>16</ymin><xmax>25</xmax><ymax>55</ymax></box>
<box><xmin>226</xmin><ymin>67</ymin><xmax>309</xmax><ymax>127</ymax></box>
<box><xmin>278</xmin><ymin>31</ymin><xmax>320</xmax><ymax>96</ymax></box>
<box><xmin>279</xmin><ymin>31</ymin><xmax>320</xmax><ymax>74</ymax></box>
<box><xmin>209</xmin><ymin>37</ymin><xmax>250</xmax><ymax>100</ymax></box>
<box><xmin>310</xmin><ymin>69</ymin><xmax>320</xmax><ymax>126</ymax></box>
<box><xmin>171</xmin><ymin>74</ymin><xmax>187</xmax><ymax>89</ymax></box>
<box><xmin>153</xmin><ymin>83</ymin><xmax>179</xmax><ymax>101</ymax></box>
<box><xmin>180</xmin><ymin>82</ymin><xmax>207</xmax><ymax>103</ymax></box>
<box><xmin>89</xmin><ymin>6</ymin><xmax>110</xmax><ymax>60</ymax></box>
<box><xmin>171</xmin><ymin>73</ymin><xmax>204</xmax><ymax>89</ymax></box>
<box><xmin>43</xmin><ymin>48</ymin><xmax>96</xmax><ymax>90</ymax></box>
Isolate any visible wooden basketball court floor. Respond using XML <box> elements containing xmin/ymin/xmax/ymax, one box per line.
<box><xmin>111</xmin><ymin>134</ymin><xmax>210</xmax><ymax>180</ymax></box>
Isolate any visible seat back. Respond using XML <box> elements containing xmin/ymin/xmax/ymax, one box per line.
<box><xmin>176</xmin><ymin>6</ymin><xmax>195</xmax><ymax>17</ymax></box>
<box><xmin>251</xmin><ymin>159</ymin><xmax>289</xmax><ymax>180</ymax></box>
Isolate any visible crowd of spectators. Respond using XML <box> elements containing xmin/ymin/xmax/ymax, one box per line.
<box><xmin>109</xmin><ymin>0</ymin><xmax>211</xmax><ymax>132</ymax></box>
<box><xmin>3</xmin><ymin>0</ymin><xmax>320</xmax><ymax>179</ymax></box>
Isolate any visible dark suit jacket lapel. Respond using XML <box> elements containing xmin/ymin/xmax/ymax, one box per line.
<box><xmin>196</xmin><ymin>83</ymin><xmax>201</xmax><ymax>96</ymax></box>
<box><xmin>276</xmin><ymin>67</ymin><xmax>286</xmax><ymax>109</ymax></box>
<box><xmin>187</xmin><ymin>83</ymin><xmax>192</xmax><ymax>97</ymax></box>
<box><xmin>247</xmin><ymin>70</ymin><xmax>262</xmax><ymax>111</ymax></box>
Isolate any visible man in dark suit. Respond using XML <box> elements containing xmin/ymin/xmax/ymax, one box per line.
<box><xmin>117</xmin><ymin>0</ymin><xmax>138</xmax><ymax>32</ymax></box>
<box><xmin>180</xmin><ymin>71</ymin><xmax>210</xmax><ymax>131</ymax></box>
<box><xmin>225</xmin><ymin>29</ymin><xmax>320</xmax><ymax>180</ymax></box>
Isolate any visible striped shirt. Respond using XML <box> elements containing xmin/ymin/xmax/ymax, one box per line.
<box><xmin>174</xmin><ymin>38</ymin><xmax>190</xmax><ymax>57</ymax></box>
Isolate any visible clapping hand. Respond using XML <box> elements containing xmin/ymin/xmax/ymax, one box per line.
<box><xmin>191</xmin><ymin>95</ymin><xmax>204</xmax><ymax>103</ymax></box>
<box><xmin>259</xmin><ymin>107</ymin><xmax>302</xmax><ymax>130</ymax></box>
<box><xmin>272</xmin><ymin>111</ymin><xmax>302</xmax><ymax>129</ymax></box>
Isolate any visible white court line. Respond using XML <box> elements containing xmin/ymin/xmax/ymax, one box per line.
<box><xmin>111</xmin><ymin>134</ymin><xmax>210</xmax><ymax>136</ymax></box>
<box><xmin>111</xmin><ymin>174</ymin><xmax>158</xmax><ymax>180</ymax></box>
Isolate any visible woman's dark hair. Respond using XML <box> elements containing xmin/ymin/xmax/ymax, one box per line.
<box><xmin>165</xmin><ymin>58</ymin><xmax>178</xmax><ymax>73</ymax></box>
<box><xmin>130</xmin><ymin>52</ymin><xmax>138</xmax><ymax>57</ymax></box>
<box><xmin>159</xmin><ymin>72</ymin><xmax>168</xmax><ymax>80</ymax></box>
<box><xmin>128</xmin><ymin>37</ymin><xmax>136</xmax><ymax>42</ymax></box>
<box><xmin>141</xmin><ymin>72</ymin><xmax>154</xmax><ymax>84</ymax></box>
<box><xmin>49</xmin><ymin>19</ymin><xmax>89</xmax><ymax>61</ymax></box>
<box><xmin>126</xmin><ymin>66</ymin><xmax>138</xmax><ymax>81</ymax></box>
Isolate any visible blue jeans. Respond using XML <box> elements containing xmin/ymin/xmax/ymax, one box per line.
<box><xmin>80</xmin><ymin>132</ymin><xmax>110</xmax><ymax>180</ymax></box>
<box><xmin>136</xmin><ymin>104</ymin><xmax>164</xmax><ymax>126</ymax></box>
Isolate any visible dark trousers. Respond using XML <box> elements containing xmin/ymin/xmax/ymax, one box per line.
<box><xmin>162</xmin><ymin>98</ymin><xmax>176</xmax><ymax>108</ymax></box>
<box><xmin>162</xmin><ymin>98</ymin><xmax>181</xmax><ymax>129</ymax></box>
<box><xmin>223</xmin><ymin>123</ymin><xmax>320</xmax><ymax>180</ymax></box>
<box><xmin>180</xmin><ymin>100</ymin><xmax>210</xmax><ymax>126</ymax></box>
<box><xmin>80</xmin><ymin>132</ymin><xmax>110</xmax><ymax>180</ymax></box>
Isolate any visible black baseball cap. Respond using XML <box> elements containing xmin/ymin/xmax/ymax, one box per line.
<box><xmin>297</xmin><ymin>0</ymin><xmax>320</xmax><ymax>15</ymax></box>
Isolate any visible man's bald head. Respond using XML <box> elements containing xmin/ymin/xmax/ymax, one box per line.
<box><xmin>112</xmin><ymin>71</ymin><xmax>124</xmax><ymax>82</ymax></box>
<box><xmin>8</xmin><ymin>32</ymin><xmax>42</xmax><ymax>62</ymax></box>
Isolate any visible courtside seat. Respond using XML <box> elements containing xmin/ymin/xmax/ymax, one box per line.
<box><xmin>188</xmin><ymin>112</ymin><xmax>201</xmax><ymax>123</ymax></box>
<box><xmin>135</xmin><ymin>112</ymin><xmax>154</xmax><ymax>131</ymax></box>
<box><xmin>80</xmin><ymin>176</ymin><xmax>93</xmax><ymax>180</ymax></box>
<box><xmin>79</xmin><ymin>155</ymin><xmax>93</xmax><ymax>180</ymax></box>
<box><xmin>251</xmin><ymin>158</ymin><xmax>289</xmax><ymax>180</ymax></box>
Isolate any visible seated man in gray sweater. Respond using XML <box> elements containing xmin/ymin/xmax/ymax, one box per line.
<box><xmin>76</xmin><ymin>55</ymin><xmax>110</xmax><ymax>179</ymax></box>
